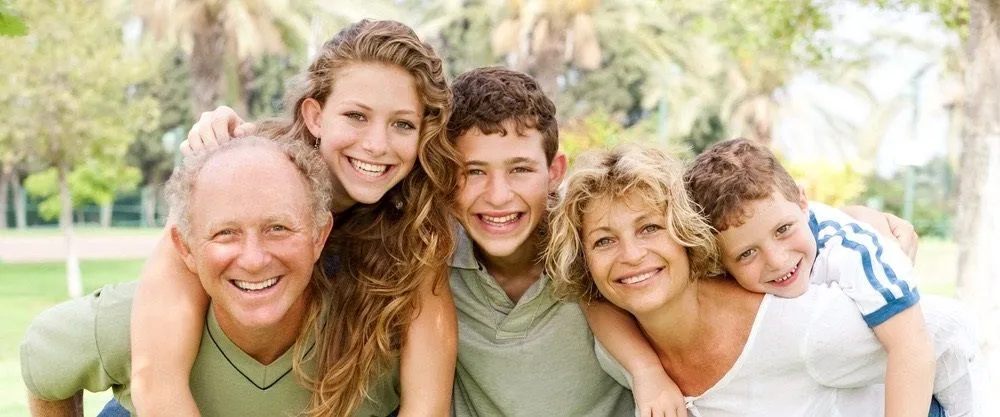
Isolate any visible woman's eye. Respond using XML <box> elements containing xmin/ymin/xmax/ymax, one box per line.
<box><xmin>641</xmin><ymin>224</ymin><xmax>663</xmax><ymax>234</ymax></box>
<box><xmin>593</xmin><ymin>237</ymin><xmax>613</xmax><ymax>249</ymax></box>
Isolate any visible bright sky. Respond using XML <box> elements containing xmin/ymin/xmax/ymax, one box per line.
<box><xmin>775</xmin><ymin>2</ymin><xmax>959</xmax><ymax>177</ymax></box>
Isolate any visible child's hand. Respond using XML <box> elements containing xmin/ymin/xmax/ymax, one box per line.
<box><xmin>180</xmin><ymin>106</ymin><xmax>255</xmax><ymax>157</ymax></box>
<box><xmin>633</xmin><ymin>367</ymin><xmax>688</xmax><ymax>417</ymax></box>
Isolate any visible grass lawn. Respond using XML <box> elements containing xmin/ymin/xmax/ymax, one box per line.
<box><xmin>0</xmin><ymin>239</ymin><xmax>963</xmax><ymax>416</ymax></box>
<box><xmin>0</xmin><ymin>260</ymin><xmax>142</xmax><ymax>417</ymax></box>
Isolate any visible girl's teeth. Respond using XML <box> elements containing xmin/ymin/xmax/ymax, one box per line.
<box><xmin>351</xmin><ymin>158</ymin><xmax>388</xmax><ymax>176</ymax></box>
<box><xmin>483</xmin><ymin>213</ymin><xmax>519</xmax><ymax>225</ymax></box>
<box><xmin>234</xmin><ymin>277</ymin><xmax>278</xmax><ymax>291</ymax></box>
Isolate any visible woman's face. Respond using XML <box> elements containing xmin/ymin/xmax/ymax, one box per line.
<box><xmin>303</xmin><ymin>62</ymin><xmax>423</xmax><ymax>210</ymax></box>
<box><xmin>582</xmin><ymin>194</ymin><xmax>692</xmax><ymax>316</ymax></box>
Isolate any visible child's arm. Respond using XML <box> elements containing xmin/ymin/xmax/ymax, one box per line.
<box><xmin>872</xmin><ymin>305</ymin><xmax>936</xmax><ymax>417</ymax></box>
<box><xmin>839</xmin><ymin>205</ymin><xmax>918</xmax><ymax>261</ymax></box>
<box><xmin>583</xmin><ymin>300</ymin><xmax>688</xmax><ymax>417</ymax></box>
<box><xmin>27</xmin><ymin>391</ymin><xmax>81</xmax><ymax>417</ymax></box>
<box><xmin>396</xmin><ymin>271</ymin><xmax>457</xmax><ymax>417</ymax></box>
<box><xmin>129</xmin><ymin>229</ymin><xmax>207</xmax><ymax>417</ymax></box>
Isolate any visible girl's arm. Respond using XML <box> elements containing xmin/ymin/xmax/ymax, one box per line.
<box><xmin>584</xmin><ymin>301</ymin><xmax>688</xmax><ymax>417</ymax></box>
<box><xmin>396</xmin><ymin>272</ymin><xmax>457</xmax><ymax>417</ymax></box>
<box><xmin>129</xmin><ymin>228</ymin><xmax>207</xmax><ymax>417</ymax></box>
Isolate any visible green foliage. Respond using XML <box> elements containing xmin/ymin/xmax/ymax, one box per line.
<box><xmin>785</xmin><ymin>158</ymin><xmax>868</xmax><ymax>207</ymax></box>
<box><xmin>247</xmin><ymin>55</ymin><xmax>302</xmax><ymax>119</ymax></box>
<box><xmin>129</xmin><ymin>50</ymin><xmax>189</xmax><ymax>188</ymax></box>
<box><xmin>859</xmin><ymin>157</ymin><xmax>955</xmax><ymax>237</ymax></box>
<box><xmin>867</xmin><ymin>0</ymin><xmax>968</xmax><ymax>38</ymax></box>
<box><xmin>24</xmin><ymin>162</ymin><xmax>141</xmax><ymax>221</ymax></box>
<box><xmin>0</xmin><ymin>0</ymin><xmax>26</xmax><ymax>37</ymax></box>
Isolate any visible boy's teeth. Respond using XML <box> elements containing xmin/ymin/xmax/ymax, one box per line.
<box><xmin>621</xmin><ymin>271</ymin><xmax>655</xmax><ymax>285</ymax></box>
<box><xmin>233</xmin><ymin>277</ymin><xmax>278</xmax><ymax>291</ymax></box>
<box><xmin>482</xmin><ymin>213</ymin><xmax>520</xmax><ymax>225</ymax></box>
<box><xmin>350</xmin><ymin>158</ymin><xmax>388</xmax><ymax>176</ymax></box>
<box><xmin>774</xmin><ymin>265</ymin><xmax>797</xmax><ymax>283</ymax></box>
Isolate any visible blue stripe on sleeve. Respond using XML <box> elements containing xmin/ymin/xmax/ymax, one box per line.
<box><xmin>862</xmin><ymin>289</ymin><xmax>921</xmax><ymax>327</ymax></box>
<box><xmin>813</xmin><ymin>218</ymin><xmax>915</xmax><ymax>306</ymax></box>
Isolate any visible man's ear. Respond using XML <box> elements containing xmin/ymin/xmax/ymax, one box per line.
<box><xmin>300</xmin><ymin>98</ymin><xmax>324</xmax><ymax>139</ymax></box>
<box><xmin>313</xmin><ymin>213</ymin><xmax>334</xmax><ymax>262</ymax></box>
<box><xmin>170</xmin><ymin>226</ymin><xmax>198</xmax><ymax>274</ymax></box>
<box><xmin>547</xmin><ymin>152</ymin><xmax>568</xmax><ymax>192</ymax></box>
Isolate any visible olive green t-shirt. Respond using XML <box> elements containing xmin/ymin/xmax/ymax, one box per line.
<box><xmin>21</xmin><ymin>282</ymin><xmax>399</xmax><ymax>416</ymax></box>
<box><xmin>449</xmin><ymin>229</ymin><xmax>635</xmax><ymax>416</ymax></box>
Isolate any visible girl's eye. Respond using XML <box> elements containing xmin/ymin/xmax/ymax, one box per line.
<box><xmin>776</xmin><ymin>224</ymin><xmax>791</xmax><ymax>235</ymax></box>
<box><xmin>466</xmin><ymin>168</ymin><xmax>486</xmax><ymax>176</ymax></box>
<box><xmin>393</xmin><ymin>120</ymin><xmax>417</xmax><ymax>130</ymax></box>
<box><xmin>345</xmin><ymin>112</ymin><xmax>366</xmax><ymax>122</ymax></box>
<box><xmin>593</xmin><ymin>237</ymin><xmax>613</xmax><ymax>249</ymax></box>
<box><xmin>737</xmin><ymin>248</ymin><xmax>757</xmax><ymax>262</ymax></box>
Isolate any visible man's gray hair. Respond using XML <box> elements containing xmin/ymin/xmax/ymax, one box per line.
<box><xmin>165</xmin><ymin>137</ymin><xmax>334</xmax><ymax>242</ymax></box>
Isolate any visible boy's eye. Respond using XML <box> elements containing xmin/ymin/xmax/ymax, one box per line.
<box><xmin>776</xmin><ymin>224</ymin><xmax>791</xmax><ymax>235</ymax></box>
<box><xmin>393</xmin><ymin>120</ymin><xmax>417</xmax><ymax>130</ymax></box>
<box><xmin>511</xmin><ymin>166</ymin><xmax>532</xmax><ymax>174</ymax></box>
<box><xmin>737</xmin><ymin>248</ymin><xmax>756</xmax><ymax>261</ymax></box>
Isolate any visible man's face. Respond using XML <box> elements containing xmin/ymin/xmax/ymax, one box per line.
<box><xmin>716</xmin><ymin>190</ymin><xmax>815</xmax><ymax>298</ymax></box>
<box><xmin>176</xmin><ymin>146</ymin><xmax>330</xmax><ymax>334</ymax></box>
<box><xmin>454</xmin><ymin>124</ymin><xmax>565</xmax><ymax>261</ymax></box>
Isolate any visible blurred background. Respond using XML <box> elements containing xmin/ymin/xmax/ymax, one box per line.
<box><xmin>1</xmin><ymin>0</ymin><xmax>997</xmax><ymax>414</ymax></box>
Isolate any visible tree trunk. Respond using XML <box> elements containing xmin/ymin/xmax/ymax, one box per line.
<box><xmin>189</xmin><ymin>15</ymin><xmax>227</xmax><ymax>118</ymax></box>
<box><xmin>955</xmin><ymin>0</ymin><xmax>1000</xmax><ymax>390</ymax></box>
<box><xmin>59</xmin><ymin>162</ymin><xmax>83</xmax><ymax>298</ymax></box>
<box><xmin>99</xmin><ymin>203</ymin><xmax>112</xmax><ymax>228</ymax></box>
<box><xmin>0</xmin><ymin>164</ymin><xmax>11</xmax><ymax>230</ymax></box>
<box><xmin>141</xmin><ymin>184</ymin><xmax>157</xmax><ymax>227</ymax></box>
<box><xmin>13</xmin><ymin>174</ymin><xmax>26</xmax><ymax>229</ymax></box>
<box><xmin>521</xmin><ymin>15</ymin><xmax>568</xmax><ymax>102</ymax></box>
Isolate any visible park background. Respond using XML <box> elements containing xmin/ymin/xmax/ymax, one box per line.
<box><xmin>1</xmin><ymin>0</ymin><xmax>997</xmax><ymax>415</ymax></box>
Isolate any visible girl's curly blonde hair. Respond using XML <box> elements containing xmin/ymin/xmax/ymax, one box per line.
<box><xmin>545</xmin><ymin>143</ymin><xmax>722</xmax><ymax>302</ymax></box>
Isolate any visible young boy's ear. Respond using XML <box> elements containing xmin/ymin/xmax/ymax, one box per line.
<box><xmin>170</xmin><ymin>226</ymin><xmax>198</xmax><ymax>274</ymax></box>
<box><xmin>796</xmin><ymin>184</ymin><xmax>809</xmax><ymax>211</ymax></box>
<box><xmin>547</xmin><ymin>152</ymin><xmax>568</xmax><ymax>193</ymax></box>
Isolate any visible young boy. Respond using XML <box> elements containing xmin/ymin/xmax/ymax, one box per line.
<box><xmin>592</xmin><ymin>138</ymin><xmax>954</xmax><ymax>417</ymax></box>
<box><xmin>445</xmin><ymin>66</ymin><xmax>636</xmax><ymax>416</ymax></box>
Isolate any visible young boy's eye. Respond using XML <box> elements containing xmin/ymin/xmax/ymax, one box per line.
<box><xmin>775</xmin><ymin>224</ymin><xmax>791</xmax><ymax>235</ymax></box>
<box><xmin>737</xmin><ymin>248</ymin><xmax>756</xmax><ymax>261</ymax></box>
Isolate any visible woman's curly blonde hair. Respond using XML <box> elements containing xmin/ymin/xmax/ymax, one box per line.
<box><xmin>257</xmin><ymin>19</ymin><xmax>460</xmax><ymax>416</ymax></box>
<box><xmin>545</xmin><ymin>143</ymin><xmax>722</xmax><ymax>303</ymax></box>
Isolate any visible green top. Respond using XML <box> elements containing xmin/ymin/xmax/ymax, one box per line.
<box><xmin>449</xmin><ymin>229</ymin><xmax>635</xmax><ymax>417</ymax></box>
<box><xmin>21</xmin><ymin>282</ymin><xmax>399</xmax><ymax>416</ymax></box>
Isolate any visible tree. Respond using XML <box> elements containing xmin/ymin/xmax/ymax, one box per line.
<box><xmin>0</xmin><ymin>0</ymin><xmax>157</xmax><ymax>297</ymax></box>
<box><xmin>134</xmin><ymin>0</ymin><xmax>312</xmax><ymax>118</ymax></box>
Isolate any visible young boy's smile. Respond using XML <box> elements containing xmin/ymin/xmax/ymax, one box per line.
<box><xmin>454</xmin><ymin>123</ymin><xmax>565</xmax><ymax>261</ymax></box>
<box><xmin>716</xmin><ymin>189</ymin><xmax>816</xmax><ymax>298</ymax></box>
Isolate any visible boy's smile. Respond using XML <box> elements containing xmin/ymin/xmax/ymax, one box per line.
<box><xmin>716</xmin><ymin>189</ymin><xmax>816</xmax><ymax>298</ymax></box>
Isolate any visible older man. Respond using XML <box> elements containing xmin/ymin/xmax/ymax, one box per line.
<box><xmin>20</xmin><ymin>138</ymin><xmax>398</xmax><ymax>416</ymax></box>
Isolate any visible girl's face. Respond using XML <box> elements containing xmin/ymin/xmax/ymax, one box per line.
<box><xmin>303</xmin><ymin>62</ymin><xmax>423</xmax><ymax>211</ymax></box>
<box><xmin>582</xmin><ymin>194</ymin><xmax>692</xmax><ymax>316</ymax></box>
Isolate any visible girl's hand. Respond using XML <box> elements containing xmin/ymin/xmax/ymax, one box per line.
<box><xmin>180</xmin><ymin>106</ymin><xmax>255</xmax><ymax>156</ymax></box>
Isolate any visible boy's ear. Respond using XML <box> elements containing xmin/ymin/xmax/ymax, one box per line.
<box><xmin>313</xmin><ymin>213</ymin><xmax>334</xmax><ymax>262</ymax></box>
<box><xmin>796</xmin><ymin>184</ymin><xmax>809</xmax><ymax>210</ymax></box>
<box><xmin>547</xmin><ymin>152</ymin><xmax>568</xmax><ymax>192</ymax></box>
<box><xmin>300</xmin><ymin>98</ymin><xmax>323</xmax><ymax>139</ymax></box>
<box><xmin>170</xmin><ymin>226</ymin><xmax>198</xmax><ymax>274</ymax></box>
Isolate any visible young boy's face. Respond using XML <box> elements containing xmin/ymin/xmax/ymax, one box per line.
<box><xmin>716</xmin><ymin>189</ymin><xmax>816</xmax><ymax>298</ymax></box>
<box><xmin>454</xmin><ymin>123</ymin><xmax>565</xmax><ymax>261</ymax></box>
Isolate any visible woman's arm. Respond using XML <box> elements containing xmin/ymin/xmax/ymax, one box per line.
<box><xmin>129</xmin><ymin>228</ymin><xmax>207</xmax><ymax>417</ymax></box>
<box><xmin>583</xmin><ymin>301</ymin><xmax>688</xmax><ymax>417</ymax></box>
<box><xmin>396</xmin><ymin>272</ymin><xmax>457</xmax><ymax>417</ymax></box>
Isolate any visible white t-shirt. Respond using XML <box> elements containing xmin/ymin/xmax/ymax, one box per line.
<box><xmin>597</xmin><ymin>284</ymin><xmax>989</xmax><ymax>417</ymax></box>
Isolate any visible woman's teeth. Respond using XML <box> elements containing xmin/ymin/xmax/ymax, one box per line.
<box><xmin>620</xmin><ymin>270</ymin><xmax>655</xmax><ymax>285</ymax></box>
<box><xmin>351</xmin><ymin>158</ymin><xmax>388</xmax><ymax>176</ymax></box>
<box><xmin>233</xmin><ymin>277</ymin><xmax>278</xmax><ymax>291</ymax></box>
<box><xmin>482</xmin><ymin>213</ymin><xmax>520</xmax><ymax>226</ymax></box>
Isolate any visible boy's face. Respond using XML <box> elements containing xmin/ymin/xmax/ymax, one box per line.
<box><xmin>716</xmin><ymin>189</ymin><xmax>815</xmax><ymax>298</ymax></box>
<box><xmin>454</xmin><ymin>123</ymin><xmax>565</xmax><ymax>262</ymax></box>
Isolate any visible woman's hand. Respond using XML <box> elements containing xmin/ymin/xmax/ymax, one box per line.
<box><xmin>180</xmin><ymin>106</ymin><xmax>255</xmax><ymax>156</ymax></box>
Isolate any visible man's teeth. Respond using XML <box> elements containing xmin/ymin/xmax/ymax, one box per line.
<box><xmin>351</xmin><ymin>158</ymin><xmax>388</xmax><ymax>176</ymax></box>
<box><xmin>233</xmin><ymin>277</ymin><xmax>278</xmax><ymax>291</ymax></box>
<box><xmin>482</xmin><ymin>213</ymin><xmax>520</xmax><ymax>225</ymax></box>
<box><xmin>620</xmin><ymin>271</ymin><xmax>655</xmax><ymax>285</ymax></box>
<box><xmin>774</xmin><ymin>265</ymin><xmax>798</xmax><ymax>283</ymax></box>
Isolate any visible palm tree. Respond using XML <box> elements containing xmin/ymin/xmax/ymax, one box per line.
<box><xmin>133</xmin><ymin>0</ymin><xmax>311</xmax><ymax>117</ymax></box>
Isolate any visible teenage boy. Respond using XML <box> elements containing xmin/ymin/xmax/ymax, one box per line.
<box><xmin>445</xmin><ymin>66</ymin><xmax>634</xmax><ymax>416</ymax></box>
<box><xmin>20</xmin><ymin>139</ymin><xmax>398</xmax><ymax>416</ymax></box>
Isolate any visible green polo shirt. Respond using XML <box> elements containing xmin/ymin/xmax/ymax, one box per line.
<box><xmin>21</xmin><ymin>282</ymin><xmax>399</xmax><ymax>416</ymax></box>
<box><xmin>449</xmin><ymin>228</ymin><xmax>635</xmax><ymax>417</ymax></box>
